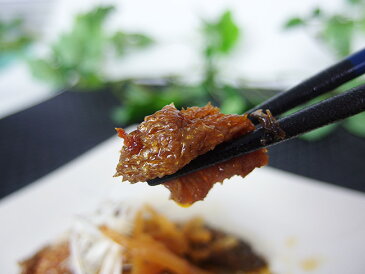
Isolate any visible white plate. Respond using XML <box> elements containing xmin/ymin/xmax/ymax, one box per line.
<box><xmin>1</xmin><ymin>135</ymin><xmax>365</xmax><ymax>274</ymax></box>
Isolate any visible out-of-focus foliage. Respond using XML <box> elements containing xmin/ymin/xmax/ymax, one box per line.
<box><xmin>27</xmin><ymin>3</ymin><xmax>365</xmax><ymax>140</ymax></box>
<box><xmin>0</xmin><ymin>18</ymin><xmax>33</xmax><ymax>67</ymax></box>
<box><xmin>112</xmin><ymin>9</ymin><xmax>247</xmax><ymax>123</ymax></box>
<box><xmin>26</xmin><ymin>7</ymin><xmax>257</xmax><ymax>125</ymax></box>
<box><xmin>283</xmin><ymin>1</ymin><xmax>365</xmax><ymax>58</ymax></box>
<box><xmin>28</xmin><ymin>6</ymin><xmax>153</xmax><ymax>89</ymax></box>
<box><xmin>203</xmin><ymin>11</ymin><xmax>240</xmax><ymax>58</ymax></box>
<box><xmin>201</xmin><ymin>10</ymin><xmax>246</xmax><ymax>115</ymax></box>
<box><xmin>27</xmin><ymin>7</ymin><xmax>245</xmax><ymax>125</ymax></box>
<box><xmin>283</xmin><ymin>0</ymin><xmax>365</xmax><ymax>139</ymax></box>
<box><xmin>111</xmin><ymin>32</ymin><xmax>153</xmax><ymax>56</ymax></box>
<box><xmin>112</xmin><ymin>82</ymin><xmax>207</xmax><ymax>124</ymax></box>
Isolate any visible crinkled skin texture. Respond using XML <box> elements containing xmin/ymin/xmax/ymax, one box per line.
<box><xmin>115</xmin><ymin>103</ymin><xmax>255</xmax><ymax>183</ymax></box>
<box><xmin>115</xmin><ymin>103</ymin><xmax>269</xmax><ymax>204</ymax></box>
<box><xmin>164</xmin><ymin>149</ymin><xmax>268</xmax><ymax>205</ymax></box>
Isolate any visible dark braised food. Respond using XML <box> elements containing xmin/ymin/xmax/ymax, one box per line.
<box><xmin>164</xmin><ymin>149</ymin><xmax>268</xmax><ymax>205</ymax></box>
<box><xmin>20</xmin><ymin>206</ymin><xmax>269</xmax><ymax>274</ymax></box>
<box><xmin>115</xmin><ymin>103</ymin><xmax>269</xmax><ymax>204</ymax></box>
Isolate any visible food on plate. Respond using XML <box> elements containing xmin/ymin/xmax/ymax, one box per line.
<box><xmin>20</xmin><ymin>241</ymin><xmax>70</xmax><ymax>274</ymax></box>
<box><xmin>20</xmin><ymin>204</ymin><xmax>269</xmax><ymax>274</ymax></box>
<box><xmin>115</xmin><ymin>103</ymin><xmax>269</xmax><ymax>204</ymax></box>
<box><xmin>164</xmin><ymin>150</ymin><xmax>268</xmax><ymax>205</ymax></box>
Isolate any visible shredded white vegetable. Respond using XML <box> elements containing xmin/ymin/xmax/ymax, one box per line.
<box><xmin>69</xmin><ymin>202</ymin><xmax>136</xmax><ymax>274</ymax></box>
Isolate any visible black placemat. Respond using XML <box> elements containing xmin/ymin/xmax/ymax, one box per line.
<box><xmin>269</xmin><ymin>128</ymin><xmax>365</xmax><ymax>191</ymax></box>
<box><xmin>0</xmin><ymin>90</ymin><xmax>119</xmax><ymax>198</ymax></box>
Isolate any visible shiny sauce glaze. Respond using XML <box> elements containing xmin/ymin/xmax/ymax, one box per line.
<box><xmin>115</xmin><ymin>103</ymin><xmax>268</xmax><ymax>204</ymax></box>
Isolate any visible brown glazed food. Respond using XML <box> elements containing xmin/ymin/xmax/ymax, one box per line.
<box><xmin>20</xmin><ymin>242</ymin><xmax>71</xmax><ymax>274</ymax></box>
<box><xmin>115</xmin><ymin>103</ymin><xmax>269</xmax><ymax>204</ymax></box>
<box><xmin>164</xmin><ymin>149</ymin><xmax>268</xmax><ymax>205</ymax></box>
<box><xmin>20</xmin><ymin>206</ymin><xmax>269</xmax><ymax>274</ymax></box>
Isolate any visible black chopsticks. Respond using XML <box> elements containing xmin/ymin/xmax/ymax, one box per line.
<box><xmin>249</xmin><ymin>48</ymin><xmax>365</xmax><ymax>117</ymax></box>
<box><xmin>147</xmin><ymin>48</ymin><xmax>365</xmax><ymax>186</ymax></box>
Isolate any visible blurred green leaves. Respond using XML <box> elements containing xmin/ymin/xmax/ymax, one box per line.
<box><xmin>112</xmin><ymin>83</ymin><xmax>206</xmax><ymax>124</ymax></box>
<box><xmin>112</xmin><ymin>9</ymin><xmax>245</xmax><ymax>124</ymax></box>
<box><xmin>111</xmin><ymin>32</ymin><xmax>153</xmax><ymax>56</ymax></box>
<box><xmin>347</xmin><ymin>0</ymin><xmax>362</xmax><ymax>4</ymax></box>
<box><xmin>344</xmin><ymin>112</ymin><xmax>365</xmax><ymax>137</ymax></box>
<box><xmin>201</xmin><ymin>11</ymin><xmax>246</xmax><ymax>115</ymax></box>
<box><xmin>202</xmin><ymin>10</ymin><xmax>241</xmax><ymax>76</ymax></box>
<box><xmin>217</xmin><ymin>85</ymin><xmax>247</xmax><ymax>114</ymax></box>
<box><xmin>203</xmin><ymin>11</ymin><xmax>240</xmax><ymax>57</ymax></box>
<box><xmin>28</xmin><ymin>6</ymin><xmax>153</xmax><ymax>89</ymax></box>
<box><xmin>283</xmin><ymin>1</ymin><xmax>365</xmax><ymax>58</ymax></box>
<box><xmin>27</xmin><ymin>7</ymin><xmax>249</xmax><ymax>126</ymax></box>
<box><xmin>284</xmin><ymin>17</ymin><xmax>306</xmax><ymax>29</ymax></box>
<box><xmin>322</xmin><ymin>16</ymin><xmax>354</xmax><ymax>57</ymax></box>
<box><xmin>300</xmin><ymin>124</ymin><xmax>338</xmax><ymax>141</ymax></box>
<box><xmin>283</xmin><ymin>0</ymin><xmax>365</xmax><ymax>140</ymax></box>
<box><xmin>0</xmin><ymin>18</ymin><xmax>33</xmax><ymax>65</ymax></box>
<box><xmin>25</xmin><ymin>3</ymin><xmax>365</xmax><ymax>141</ymax></box>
